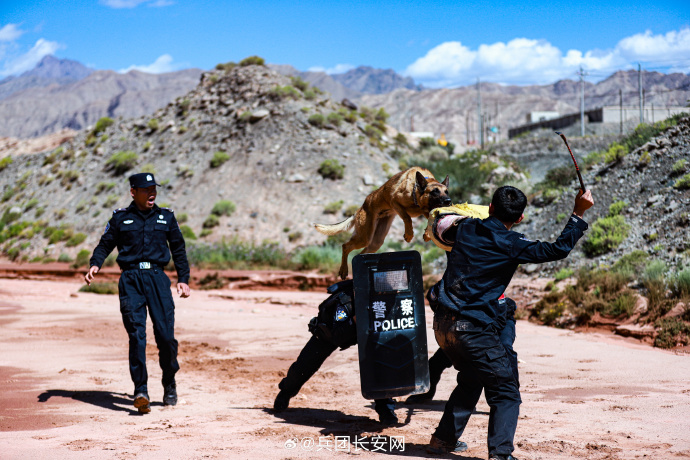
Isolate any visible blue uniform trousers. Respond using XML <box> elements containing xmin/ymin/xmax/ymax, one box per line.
<box><xmin>278</xmin><ymin>335</ymin><xmax>395</xmax><ymax>417</ymax></box>
<box><xmin>118</xmin><ymin>268</ymin><xmax>179</xmax><ymax>394</ymax></box>
<box><xmin>432</xmin><ymin>315</ymin><xmax>521</xmax><ymax>457</ymax></box>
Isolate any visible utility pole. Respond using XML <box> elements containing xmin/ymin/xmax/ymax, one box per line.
<box><xmin>477</xmin><ymin>78</ymin><xmax>483</xmax><ymax>149</ymax></box>
<box><xmin>577</xmin><ymin>66</ymin><xmax>588</xmax><ymax>137</ymax></box>
<box><xmin>619</xmin><ymin>89</ymin><xmax>623</xmax><ymax>134</ymax></box>
<box><xmin>638</xmin><ymin>63</ymin><xmax>643</xmax><ymax>124</ymax></box>
<box><xmin>643</xmin><ymin>89</ymin><xmax>646</xmax><ymax>123</ymax></box>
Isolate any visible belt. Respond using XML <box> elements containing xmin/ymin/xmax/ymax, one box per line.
<box><xmin>123</xmin><ymin>262</ymin><xmax>162</xmax><ymax>270</ymax></box>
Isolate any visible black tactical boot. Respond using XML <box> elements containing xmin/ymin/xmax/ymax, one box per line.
<box><xmin>489</xmin><ymin>455</ymin><xmax>519</xmax><ymax>460</ymax></box>
<box><xmin>273</xmin><ymin>391</ymin><xmax>291</xmax><ymax>412</ymax></box>
<box><xmin>404</xmin><ymin>381</ymin><xmax>437</xmax><ymax>404</ymax></box>
<box><xmin>133</xmin><ymin>392</ymin><xmax>151</xmax><ymax>414</ymax></box>
<box><xmin>163</xmin><ymin>382</ymin><xmax>177</xmax><ymax>406</ymax></box>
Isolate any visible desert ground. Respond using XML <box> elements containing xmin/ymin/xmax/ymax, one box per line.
<box><xmin>0</xmin><ymin>275</ymin><xmax>689</xmax><ymax>460</ymax></box>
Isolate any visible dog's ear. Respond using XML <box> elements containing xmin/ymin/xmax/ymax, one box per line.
<box><xmin>415</xmin><ymin>171</ymin><xmax>428</xmax><ymax>190</ymax></box>
<box><xmin>442</xmin><ymin>175</ymin><xmax>449</xmax><ymax>187</ymax></box>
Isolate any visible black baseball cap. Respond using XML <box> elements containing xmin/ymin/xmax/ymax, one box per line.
<box><xmin>129</xmin><ymin>173</ymin><xmax>161</xmax><ymax>188</ymax></box>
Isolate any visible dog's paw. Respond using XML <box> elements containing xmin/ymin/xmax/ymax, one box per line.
<box><xmin>404</xmin><ymin>233</ymin><xmax>414</xmax><ymax>243</ymax></box>
<box><xmin>423</xmin><ymin>232</ymin><xmax>431</xmax><ymax>242</ymax></box>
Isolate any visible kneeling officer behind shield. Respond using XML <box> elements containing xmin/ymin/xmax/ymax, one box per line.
<box><xmin>273</xmin><ymin>279</ymin><xmax>398</xmax><ymax>425</ymax></box>
<box><xmin>84</xmin><ymin>173</ymin><xmax>191</xmax><ymax>414</ymax></box>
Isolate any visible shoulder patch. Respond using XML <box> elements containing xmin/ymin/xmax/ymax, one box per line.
<box><xmin>113</xmin><ymin>207</ymin><xmax>127</xmax><ymax>214</ymax></box>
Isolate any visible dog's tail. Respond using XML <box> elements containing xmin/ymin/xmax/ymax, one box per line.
<box><xmin>313</xmin><ymin>215</ymin><xmax>355</xmax><ymax>236</ymax></box>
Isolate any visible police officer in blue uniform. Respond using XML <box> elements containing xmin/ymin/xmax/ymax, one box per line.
<box><xmin>273</xmin><ymin>279</ymin><xmax>398</xmax><ymax>426</ymax></box>
<box><xmin>426</xmin><ymin>185</ymin><xmax>593</xmax><ymax>460</ymax></box>
<box><xmin>84</xmin><ymin>173</ymin><xmax>191</xmax><ymax>414</ymax></box>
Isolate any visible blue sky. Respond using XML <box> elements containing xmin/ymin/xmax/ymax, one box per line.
<box><xmin>1</xmin><ymin>0</ymin><xmax>689</xmax><ymax>87</ymax></box>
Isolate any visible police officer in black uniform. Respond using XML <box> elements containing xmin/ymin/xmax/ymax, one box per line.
<box><xmin>426</xmin><ymin>185</ymin><xmax>593</xmax><ymax>459</ymax></box>
<box><xmin>85</xmin><ymin>173</ymin><xmax>190</xmax><ymax>414</ymax></box>
<box><xmin>273</xmin><ymin>279</ymin><xmax>398</xmax><ymax>426</ymax></box>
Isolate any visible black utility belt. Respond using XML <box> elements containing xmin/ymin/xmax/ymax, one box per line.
<box><xmin>123</xmin><ymin>262</ymin><xmax>162</xmax><ymax>270</ymax></box>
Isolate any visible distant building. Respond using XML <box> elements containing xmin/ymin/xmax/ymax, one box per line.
<box><xmin>409</xmin><ymin>131</ymin><xmax>435</xmax><ymax>139</ymax></box>
<box><xmin>509</xmin><ymin>105</ymin><xmax>689</xmax><ymax>139</ymax></box>
<box><xmin>527</xmin><ymin>111</ymin><xmax>560</xmax><ymax>123</ymax></box>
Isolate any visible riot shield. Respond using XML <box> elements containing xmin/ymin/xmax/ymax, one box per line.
<box><xmin>352</xmin><ymin>250</ymin><xmax>430</xmax><ymax>400</ymax></box>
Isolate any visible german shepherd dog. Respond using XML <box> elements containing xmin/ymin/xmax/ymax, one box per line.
<box><xmin>314</xmin><ymin>167</ymin><xmax>452</xmax><ymax>279</ymax></box>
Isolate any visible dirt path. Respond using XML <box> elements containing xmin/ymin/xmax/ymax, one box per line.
<box><xmin>0</xmin><ymin>278</ymin><xmax>688</xmax><ymax>459</ymax></box>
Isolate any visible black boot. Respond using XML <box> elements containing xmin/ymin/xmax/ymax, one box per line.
<box><xmin>163</xmin><ymin>382</ymin><xmax>177</xmax><ymax>406</ymax></box>
<box><xmin>273</xmin><ymin>391</ymin><xmax>291</xmax><ymax>412</ymax></box>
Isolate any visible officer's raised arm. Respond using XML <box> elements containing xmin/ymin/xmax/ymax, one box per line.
<box><xmin>166</xmin><ymin>212</ymin><xmax>191</xmax><ymax>298</ymax></box>
<box><xmin>85</xmin><ymin>215</ymin><xmax>118</xmax><ymax>285</ymax></box>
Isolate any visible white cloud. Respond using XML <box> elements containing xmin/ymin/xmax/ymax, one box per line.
<box><xmin>405</xmin><ymin>27</ymin><xmax>690</xmax><ymax>87</ymax></box>
<box><xmin>100</xmin><ymin>0</ymin><xmax>173</xmax><ymax>8</ymax></box>
<box><xmin>119</xmin><ymin>54</ymin><xmax>179</xmax><ymax>74</ymax></box>
<box><xmin>307</xmin><ymin>63</ymin><xmax>355</xmax><ymax>75</ymax></box>
<box><xmin>0</xmin><ymin>38</ymin><xmax>61</xmax><ymax>77</ymax></box>
<box><xmin>0</xmin><ymin>23</ymin><xmax>24</xmax><ymax>42</ymax></box>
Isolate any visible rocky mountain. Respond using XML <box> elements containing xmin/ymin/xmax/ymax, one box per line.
<box><xmin>0</xmin><ymin>65</ymin><xmax>202</xmax><ymax>138</ymax></box>
<box><xmin>359</xmin><ymin>70</ymin><xmax>690</xmax><ymax>147</ymax></box>
<box><xmin>519</xmin><ymin>115</ymin><xmax>690</xmax><ymax>275</ymax></box>
<box><xmin>0</xmin><ymin>63</ymin><xmax>417</xmax><ymax>262</ymax></box>
<box><xmin>0</xmin><ymin>55</ymin><xmax>94</xmax><ymax>101</ymax></box>
<box><xmin>330</xmin><ymin>66</ymin><xmax>422</xmax><ymax>94</ymax></box>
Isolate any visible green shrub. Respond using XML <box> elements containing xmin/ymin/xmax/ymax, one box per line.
<box><xmin>79</xmin><ymin>282</ymin><xmax>118</xmax><ymax>295</ymax></box>
<box><xmin>143</xmin><ymin>141</ymin><xmax>152</xmax><ymax>151</ymax></box>
<box><xmin>604</xmin><ymin>142</ymin><xmax>628</xmax><ymax>163</ymax></box>
<box><xmin>141</xmin><ymin>163</ymin><xmax>156</xmax><ymax>174</ymax></box>
<box><xmin>608</xmin><ymin>200</ymin><xmax>627</xmax><ymax>216</ymax></box>
<box><xmin>147</xmin><ymin>119</ymin><xmax>159</xmax><ymax>130</ymax></box>
<box><xmin>343</xmin><ymin>205</ymin><xmax>359</xmax><ymax>217</ymax></box>
<box><xmin>66</xmin><ymin>232</ymin><xmax>87</xmax><ymax>247</ymax></box>
<box><xmin>270</xmin><ymin>85</ymin><xmax>301</xmax><ymax>100</ymax></box>
<box><xmin>582</xmin><ymin>215</ymin><xmax>629</xmax><ymax>257</ymax></box>
<box><xmin>318</xmin><ymin>159</ymin><xmax>345</xmax><ymax>180</ymax></box>
<box><xmin>638</xmin><ymin>150</ymin><xmax>651</xmax><ymax>166</ymax></box>
<box><xmin>291</xmin><ymin>245</ymin><xmax>341</xmax><ymax>273</ymax></box>
<box><xmin>177</xmin><ymin>213</ymin><xmax>188</xmax><ymax>223</ymax></box>
<box><xmin>654</xmin><ymin>317</ymin><xmax>690</xmax><ymax>348</ymax></box>
<box><xmin>93</xmin><ymin>117</ymin><xmax>114</xmax><ymax>134</ymax></box>
<box><xmin>674</xmin><ymin>173</ymin><xmax>690</xmax><ymax>190</ymax></box>
<box><xmin>612</xmin><ymin>250</ymin><xmax>649</xmax><ymax>277</ymax></box>
<box><xmin>186</xmin><ymin>238</ymin><xmax>288</xmax><ymax>270</ymax></box>
<box><xmin>554</xmin><ymin>267</ymin><xmax>574</xmax><ymax>281</ymax></box>
<box><xmin>103</xmin><ymin>194</ymin><xmax>118</xmax><ymax>208</ymax></box>
<box><xmin>210</xmin><ymin>151</ymin><xmax>230</xmax><ymax>168</ymax></box>
<box><xmin>239</xmin><ymin>55</ymin><xmax>265</xmax><ymax>66</ymax></box>
<box><xmin>177</xmin><ymin>165</ymin><xmax>194</xmax><ymax>178</ymax></box>
<box><xmin>303</xmin><ymin>89</ymin><xmax>316</xmax><ymax>100</ymax></box>
<box><xmin>211</xmin><ymin>200</ymin><xmax>236</xmax><ymax>216</ymax></box>
<box><xmin>180</xmin><ymin>225</ymin><xmax>197</xmax><ymax>240</ymax></box>
<box><xmin>59</xmin><ymin>170</ymin><xmax>80</xmax><ymax>187</ymax></box>
<box><xmin>73</xmin><ymin>249</ymin><xmax>91</xmax><ymax>268</ymax></box>
<box><xmin>57</xmin><ymin>253</ymin><xmax>73</xmax><ymax>263</ymax></box>
<box><xmin>290</xmin><ymin>76</ymin><xmax>309</xmax><ymax>91</ymax></box>
<box><xmin>96</xmin><ymin>182</ymin><xmax>116</xmax><ymax>194</ymax></box>
<box><xmin>106</xmin><ymin>151</ymin><xmax>139</xmax><ymax>175</ymax></box>
<box><xmin>25</xmin><ymin>198</ymin><xmax>39</xmax><ymax>211</ymax></box>
<box><xmin>288</xmin><ymin>231</ymin><xmax>302</xmax><ymax>242</ymax></box>
<box><xmin>0</xmin><ymin>156</ymin><xmax>12</xmax><ymax>171</ymax></box>
<box><xmin>308</xmin><ymin>113</ymin><xmax>326</xmax><ymax>128</ymax></box>
<box><xmin>327</xmin><ymin>112</ymin><xmax>343</xmax><ymax>127</ymax></box>
<box><xmin>203</xmin><ymin>215</ymin><xmax>220</xmax><ymax>228</ymax></box>
<box><xmin>672</xmin><ymin>159</ymin><xmax>688</xmax><ymax>175</ymax></box>
<box><xmin>670</xmin><ymin>268</ymin><xmax>690</xmax><ymax>298</ymax></box>
<box><xmin>323</xmin><ymin>200</ymin><xmax>343</xmax><ymax>214</ymax></box>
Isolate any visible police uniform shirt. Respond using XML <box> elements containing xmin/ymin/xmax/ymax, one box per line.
<box><xmin>439</xmin><ymin>214</ymin><xmax>588</xmax><ymax>328</ymax></box>
<box><xmin>89</xmin><ymin>202</ymin><xmax>190</xmax><ymax>284</ymax></box>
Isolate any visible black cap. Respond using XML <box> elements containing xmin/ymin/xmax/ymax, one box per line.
<box><xmin>129</xmin><ymin>173</ymin><xmax>161</xmax><ymax>188</ymax></box>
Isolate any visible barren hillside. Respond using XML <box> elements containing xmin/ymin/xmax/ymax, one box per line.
<box><xmin>0</xmin><ymin>64</ymin><xmax>414</xmax><ymax>262</ymax></box>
